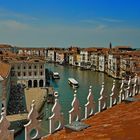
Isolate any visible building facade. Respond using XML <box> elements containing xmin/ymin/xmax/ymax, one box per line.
<box><xmin>10</xmin><ymin>59</ymin><xmax>46</xmax><ymax>88</ymax></box>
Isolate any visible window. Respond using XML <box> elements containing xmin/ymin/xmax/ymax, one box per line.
<box><xmin>11</xmin><ymin>71</ymin><xmax>15</xmax><ymax>76</ymax></box>
<box><xmin>40</xmin><ymin>65</ymin><xmax>43</xmax><ymax>69</ymax></box>
<box><xmin>40</xmin><ymin>72</ymin><xmax>43</xmax><ymax>75</ymax></box>
<box><xmin>82</xmin><ymin>54</ymin><xmax>85</xmax><ymax>61</ymax></box>
<box><xmin>18</xmin><ymin>72</ymin><xmax>21</xmax><ymax>76</ymax></box>
<box><xmin>18</xmin><ymin>66</ymin><xmax>20</xmax><ymax>69</ymax></box>
<box><xmin>23</xmin><ymin>72</ymin><xmax>26</xmax><ymax>76</ymax></box>
<box><xmin>34</xmin><ymin>65</ymin><xmax>37</xmax><ymax>69</ymax></box>
<box><xmin>34</xmin><ymin>72</ymin><xmax>37</xmax><ymax>76</ymax></box>
<box><xmin>24</xmin><ymin>66</ymin><xmax>26</xmax><ymax>69</ymax></box>
<box><xmin>11</xmin><ymin>66</ymin><xmax>14</xmax><ymax>70</ymax></box>
<box><xmin>29</xmin><ymin>72</ymin><xmax>32</xmax><ymax>76</ymax></box>
<box><xmin>29</xmin><ymin>65</ymin><xmax>32</xmax><ymax>69</ymax></box>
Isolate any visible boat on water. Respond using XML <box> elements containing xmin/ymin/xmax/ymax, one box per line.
<box><xmin>68</xmin><ymin>78</ymin><xmax>79</xmax><ymax>88</ymax></box>
<box><xmin>52</xmin><ymin>72</ymin><xmax>60</xmax><ymax>79</ymax></box>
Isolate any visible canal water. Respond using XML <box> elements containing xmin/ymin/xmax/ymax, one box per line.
<box><xmin>15</xmin><ymin>63</ymin><xmax>120</xmax><ymax>139</ymax></box>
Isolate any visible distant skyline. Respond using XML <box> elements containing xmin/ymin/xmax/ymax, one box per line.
<box><xmin>0</xmin><ymin>0</ymin><xmax>140</xmax><ymax>48</ymax></box>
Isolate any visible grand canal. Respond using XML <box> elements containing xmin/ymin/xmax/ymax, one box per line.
<box><xmin>16</xmin><ymin>63</ymin><xmax>120</xmax><ymax>139</ymax></box>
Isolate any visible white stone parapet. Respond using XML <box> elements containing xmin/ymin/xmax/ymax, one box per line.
<box><xmin>24</xmin><ymin>100</ymin><xmax>41</xmax><ymax>140</ymax></box>
<box><xmin>85</xmin><ymin>86</ymin><xmax>95</xmax><ymax>119</ymax></box>
<box><xmin>98</xmin><ymin>82</ymin><xmax>107</xmax><ymax>112</ymax></box>
<box><xmin>69</xmin><ymin>91</ymin><xmax>81</xmax><ymax>124</ymax></box>
<box><xmin>0</xmin><ymin>107</ymin><xmax>14</xmax><ymax>140</ymax></box>
<box><xmin>49</xmin><ymin>92</ymin><xmax>64</xmax><ymax>134</ymax></box>
<box><xmin>110</xmin><ymin>80</ymin><xmax>118</xmax><ymax>107</ymax></box>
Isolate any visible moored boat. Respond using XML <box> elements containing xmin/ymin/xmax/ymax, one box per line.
<box><xmin>68</xmin><ymin>78</ymin><xmax>79</xmax><ymax>88</ymax></box>
<box><xmin>52</xmin><ymin>72</ymin><xmax>60</xmax><ymax>79</ymax></box>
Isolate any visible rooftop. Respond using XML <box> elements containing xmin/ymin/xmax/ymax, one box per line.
<box><xmin>0</xmin><ymin>44</ymin><xmax>13</xmax><ymax>48</ymax></box>
<box><xmin>0</xmin><ymin>61</ymin><xmax>11</xmax><ymax>78</ymax></box>
<box><xmin>42</xmin><ymin>95</ymin><xmax>140</xmax><ymax>140</ymax></box>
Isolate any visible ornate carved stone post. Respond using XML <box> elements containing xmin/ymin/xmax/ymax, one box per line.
<box><xmin>49</xmin><ymin>92</ymin><xmax>64</xmax><ymax>134</ymax></box>
<box><xmin>110</xmin><ymin>80</ymin><xmax>118</xmax><ymax>107</ymax></box>
<box><xmin>69</xmin><ymin>91</ymin><xmax>81</xmax><ymax>124</ymax></box>
<box><xmin>24</xmin><ymin>100</ymin><xmax>41</xmax><ymax>140</ymax></box>
<box><xmin>125</xmin><ymin>76</ymin><xmax>131</xmax><ymax>98</ymax></box>
<box><xmin>134</xmin><ymin>74</ymin><xmax>139</xmax><ymax>95</ymax></box>
<box><xmin>133</xmin><ymin>75</ymin><xmax>136</xmax><ymax>96</ymax></box>
<box><xmin>98</xmin><ymin>82</ymin><xmax>107</xmax><ymax>112</ymax></box>
<box><xmin>119</xmin><ymin>78</ymin><xmax>126</xmax><ymax>103</ymax></box>
<box><xmin>85</xmin><ymin>86</ymin><xmax>95</xmax><ymax>119</ymax></box>
<box><xmin>0</xmin><ymin>108</ymin><xmax>14</xmax><ymax>140</ymax></box>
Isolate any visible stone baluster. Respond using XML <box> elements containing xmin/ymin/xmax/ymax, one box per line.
<box><xmin>98</xmin><ymin>82</ymin><xmax>107</xmax><ymax>112</ymax></box>
<box><xmin>110</xmin><ymin>80</ymin><xmax>118</xmax><ymax>107</ymax></box>
<box><xmin>0</xmin><ymin>107</ymin><xmax>14</xmax><ymax>140</ymax></box>
<box><xmin>134</xmin><ymin>74</ymin><xmax>139</xmax><ymax>95</ymax></box>
<box><xmin>49</xmin><ymin>92</ymin><xmax>64</xmax><ymax>134</ymax></box>
<box><xmin>129</xmin><ymin>76</ymin><xmax>134</xmax><ymax>97</ymax></box>
<box><xmin>85</xmin><ymin>86</ymin><xmax>95</xmax><ymax>119</ymax></box>
<box><xmin>119</xmin><ymin>78</ymin><xmax>126</xmax><ymax>103</ymax></box>
<box><xmin>24</xmin><ymin>100</ymin><xmax>41</xmax><ymax>140</ymax></box>
<box><xmin>69</xmin><ymin>91</ymin><xmax>81</xmax><ymax>124</ymax></box>
<box><xmin>132</xmin><ymin>75</ymin><xmax>137</xmax><ymax>96</ymax></box>
<box><xmin>125</xmin><ymin>76</ymin><xmax>131</xmax><ymax>98</ymax></box>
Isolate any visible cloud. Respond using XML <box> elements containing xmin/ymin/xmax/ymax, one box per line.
<box><xmin>79</xmin><ymin>19</ymin><xmax>107</xmax><ymax>30</ymax></box>
<box><xmin>80</xmin><ymin>19</ymin><xmax>99</xmax><ymax>24</ymax></box>
<box><xmin>0</xmin><ymin>8</ymin><xmax>38</xmax><ymax>21</ymax></box>
<box><xmin>100</xmin><ymin>17</ymin><xmax>124</xmax><ymax>23</ymax></box>
<box><xmin>0</xmin><ymin>19</ymin><xmax>30</xmax><ymax>30</ymax></box>
<box><xmin>95</xmin><ymin>24</ymin><xmax>107</xmax><ymax>30</ymax></box>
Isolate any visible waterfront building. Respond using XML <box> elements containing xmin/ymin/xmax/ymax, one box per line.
<box><xmin>73</xmin><ymin>53</ymin><xmax>80</xmax><ymax>66</ymax></box>
<box><xmin>90</xmin><ymin>51</ymin><xmax>99</xmax><ymax>71</ymax></box>
<box><xmin>67</xmin><ymin>47</ymin><xmax>79</xmax><ymax>66</ymax></box>
<box><xmin>47</xmin><ymin>49</ymin><xmax>56</xmax><ymax>62</ymax></box>
<box><xmin>80</xmin><ymin>48</ymin><xmax>97</xmax><ymax>68</ymax></box>
<box><xmin>120</xmin><ymin>56</ymin><xmax>133</xmax><ymax>78</ymax></box>
<box><xmin>108</xmin><ymin>53</ymin><xmax>121</xmax><ymax>78</ymax></box>
<box><xmin>98</xmin><ymin>54</ymin><xmax>105</xmax><ymax>72</ymax></box>
<box><xmin>55</xmin><ymin>50</ymin><xmax>65</xmax><ymax>63</ymax></box>
<box><xmin>9</xmin><ymin>58</ymin><xmax>46</xmax><ymax>88</ymax></box>
<box><xmin>68</xmin><ymin>52</ymin><xmax>75</xmax><ymax>65</ymax></box>
<box><xmin>18</xmin><ymin>47</ymin><xmax>47</xmax><ymax>59</ymax></box>
<box><xmin>80</xmin><ymin>48</ymin><xmax>90</xmax><ymax>67</ymax></box>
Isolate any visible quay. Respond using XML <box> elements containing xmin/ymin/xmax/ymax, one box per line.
<box><xmin>25</xmin><ymin>87</ymin><xmax>47</xmax><ymax>112</ymax></box>
<box><xmin>6</xmin><ymin>87</ymin><xmax>53</xmax><ymax>122</ymax></box>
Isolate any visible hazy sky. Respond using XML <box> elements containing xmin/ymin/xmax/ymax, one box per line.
<box><xmin>0</xmin><ymin>0</ymin><xmax>140</xmax><ymax>48</ymax></box>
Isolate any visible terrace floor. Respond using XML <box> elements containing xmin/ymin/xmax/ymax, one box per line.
<box><xmin>42</xmin><ymin>94</ymin><xmax>140</xmax><ymax>140</ymax></box>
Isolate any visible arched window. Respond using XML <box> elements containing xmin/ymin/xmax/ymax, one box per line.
<box><xmin>28</xmin><ymin>80</ymin><xmax>32</xmax><ymax>88</ymax></box>
<box><xmin>39</xmin><ymin>80</ymin><xmax>44</xmax><ymax>87</ymax></box>
<box><xmin>29</xmin><ymin>65</ymin><xmax>32</xmax><ymax>69</ymax></box>
<box><xmin>33</xmin><ymin>80</ymin><xmax>38</xmax><ymax>87</ymax></box>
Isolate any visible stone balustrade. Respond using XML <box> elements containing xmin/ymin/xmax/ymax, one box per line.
<box><xmin>0</xmin><ymin>108</ymin><xmax>14</xmax><ymax>140</ymax></box>
<box><xmin>110</xmin><ymin>80</ymin><xmax>118</xmax><ymax>107</ymax></box>
<box><xmin>98</xmin><ymin>82</ymin><xmax>107</xmax><ymax>112</ymax></box>
<box><xmin>69</xmin><ymin>90</ymin><xmax>81</xmax><ymax>124</ymax></box>
<box><xmin>49</xmin><ymin>92</ymin><xmax>64</xmax><ymax>134</ymax></box>
<box><xmin>85</xmin><ymin>86</ymin><xmax>95</xmax><ymax>119</ymax></box>
<box><xmin>24</xmin><ymin>100</ymin><xmax>41</xmax><ymax>140</ymax></box>
<box><xmin>0</xmin><ymin>76</ymin><xmax>140</xmax><ymax>140</ymax></box>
